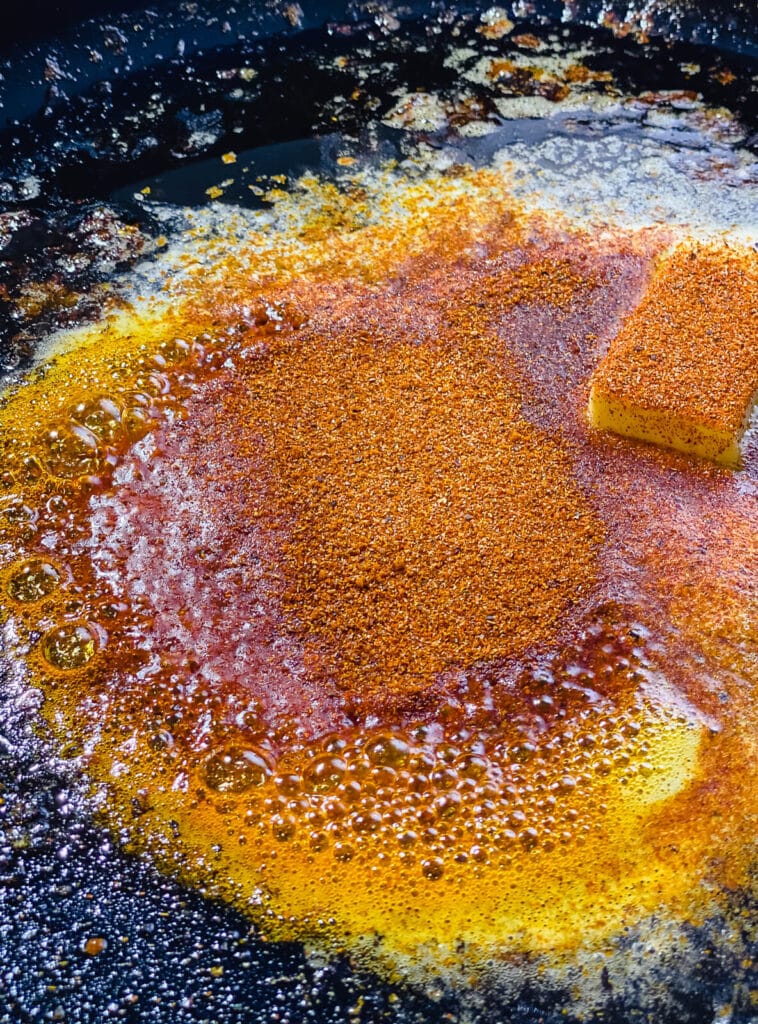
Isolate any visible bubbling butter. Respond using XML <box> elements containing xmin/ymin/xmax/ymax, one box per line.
<box><xmin>0</xmin><ymin>167</ymin><xmax>755</xmax><ymax>991</ymax></box>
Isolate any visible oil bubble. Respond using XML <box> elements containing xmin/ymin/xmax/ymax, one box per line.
<box><xmin>365</xmin><ymin>734</ymin><xmax>411</xmax><ymax>768</ymax></box>
<box><xmin>309</xmin><ymin>830</ymin><xmax>329</xmax><ymax>851</ymax></box>
<box><xmin>433</xmin><ymin>791</ymin><xmax>462</xmax><ymax>820</ymax></box>
<box><xmin>274</xmin><ymin>773</ymin><xmax>303</xmax><ymax>795</ymax></box>
<box><xmin>271</xmin><ymin>813</ymin><xmax>297</xmax><ymax>842</ymax></box>
<box><xmin>42</xmin><ymin>425</ymin><xmax>103</xmax><ymax>479</ymax></box>
<box><xmin>421</xmin><ymin>856</ymin><xmax>445</xmax><ymax>880</ymax></box>
<box><xmin>157</xmin><ymin>338</ymin><xmax>192</xmax><ymax>364</ymax></box>
<box><xmin>350</xmin><ymin>810</ymin><xmax>382</xmax><ymax>834</ymax></box>
<box><xmin>430</xmin><ymin>767</ymin><xmax>457</xmax><ymax>791</ymax></box>
<box><xmin>519</xmin><ymin>828</ymin><xmax>540</xmax><ymax>851</ymax></box>
<box><xmin>456</xmin><ymin>754</ymin><xmax>489</xmax><ymax>779</ymax></box>
<box><xmin>120</xmin><ymin>392</ymin><xmax>157</xmax><ymax>440</ymax></box>
<box><xmin>70</xmin><ymin>396</ymin><xmax>123</xmax><ymax>443</ymax></box>
<box><xmin>42</xmin><ymin>624</ymin><xmax>97</xmax><ymax>669</ymax></box>
<box><xmin>7</xmin><ymin>559</ymin><xmax>61</xmax><ymax>602</ymax></box>
<box><xmin>202</xmin><ymin>746</ymin><xmax>273</xmax><ymax>793</ymax></box>
<box><xmin>0</xmin><ymin>499</ymin><xmax>36</xmax><ymax>525</ymax></box>
<box><xmin>304</xmin><ymin>755</ymin><xmax>346</xmax><ymax>793</ymax></box>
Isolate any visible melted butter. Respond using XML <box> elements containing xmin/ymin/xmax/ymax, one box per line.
<box><xmin>588</xmin><ymin>243</ymin><xmax>758</xmax><ymax>465</ymax></box>
<box><xmin>0</xmin><ymin>167</ymin><xmax>755</xmax><ymax>983</ymax></box>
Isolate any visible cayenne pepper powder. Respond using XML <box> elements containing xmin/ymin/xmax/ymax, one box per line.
<box><xmin>231</xmin><ymin>259</ymin><xmax>603</xmax><ymax>714</ymax></box>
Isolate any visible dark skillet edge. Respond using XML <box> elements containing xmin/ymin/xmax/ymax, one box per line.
<box><xmin>1</xmin><ymin>0</ymin><xmax>756</xmax><ymax>217</ymax></box>
<box><xmin>2</xmin><ymin>0</ymin><xmax>758</xmax><ymax>58</ymax></box>
<box><xmin>1</xmin><ymin>0</ymin><xmax>757</xmax><ymax>124</ymax></box>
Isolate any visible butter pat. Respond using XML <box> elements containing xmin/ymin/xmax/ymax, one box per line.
<box><xmin>589</xmin><ymin>244</ymin><xmax>758</xmax><ymax>466</ymax></box>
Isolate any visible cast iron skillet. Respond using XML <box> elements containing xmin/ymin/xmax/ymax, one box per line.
<box><xmin>0</xmin><ymin>4</ymin><xmax>756</xmax><ymax>1023</ymax></box>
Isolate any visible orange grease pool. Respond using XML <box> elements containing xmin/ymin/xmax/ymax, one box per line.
<box><xmin>0</xmin><ymin>169</ymin><xmax>755</xmax><ymax>976</ymax></box>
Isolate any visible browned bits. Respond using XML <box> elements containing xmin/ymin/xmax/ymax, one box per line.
<box><xmin>83</xmin><ymin>937</ymin><xmax>107</xmax><ymax>957</ymax></box>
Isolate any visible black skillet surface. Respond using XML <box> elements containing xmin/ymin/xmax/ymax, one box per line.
<box><xmin>0</xmin><ymin>3</ymin><xmax>757</xmax><ymax>1022</ymax></box>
